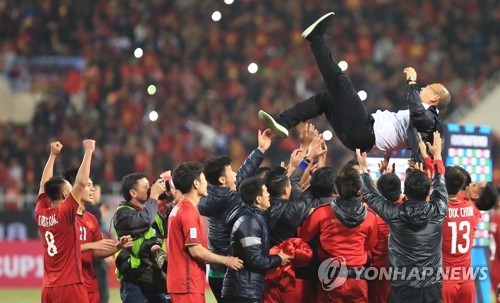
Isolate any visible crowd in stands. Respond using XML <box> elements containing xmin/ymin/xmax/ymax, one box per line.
<box><xmin>1</xmin><ymin>0</ymin><xmax>499</xmax><ymax>209</ymax></box>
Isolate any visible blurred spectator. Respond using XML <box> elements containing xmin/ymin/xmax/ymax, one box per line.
<box><xmin>0</xmin><ymin>0</ymin><xmax>499</xmax><ymax>208</ymax></box>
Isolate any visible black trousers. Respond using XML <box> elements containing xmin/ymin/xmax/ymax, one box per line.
<box><xmin>209</xmin><ymin>276</ymin><xmax>224</xmax><ymax>303</ymax></box>
<box><xmin>277</xmin><ymin>37</ymin><xmax>375</xmax><ymax>152</ymax></box>
<box><xmin>389</xmin><ymin>285</ymin><xmax>442</xmax><ymax>303</ymax></box>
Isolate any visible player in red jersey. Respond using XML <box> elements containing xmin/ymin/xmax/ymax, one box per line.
<box><xmin>441</xmin><ymin>166</ymin><xmax>482</xmax><ymax>303</ymax></box>
<box><xmin>167</xmin><ymin>162</ymin><xmax>243</xmax><ymax>303</ymax></box>
<box><xmin>490</xmin><ymin>200</ymin><xmax>500</xmax><ymax>302</ymax></box>
<box><xmin>35</xmin><ymin>140</ymin><xmax>95</xmax><ymax>303</ymax></box>
<box><xmin>63</xmin><ymin>168</ymin><xmax>133</xmax><ymax>303</ymax></box>
<box><xmin>299</xmin><ymin>163</ymin><xmax>378</xmax><ymax>303</ymax></box>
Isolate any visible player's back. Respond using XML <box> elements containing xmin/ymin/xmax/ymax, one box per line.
<box><xmin>442</xmin><ymin>198</ymin><xmax>481</xmax><ymax>281</ymax></box>
<box><xmin>35</xmin><ymin>193</ymin><xmax>83</xmax><ymax>287</ymax></box>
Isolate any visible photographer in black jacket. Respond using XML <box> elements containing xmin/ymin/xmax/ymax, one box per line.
<box><xmin>222</xmin><ymin>177</ymin><xmax>292</xmax><ymax>303</ymax></box>
<box><xmin>357</xmin><ymin>131</ymin><xmax>448</xmax><ymax>303</ymax></box>
<box><xmin>198</xmin><ymin>129</ymin><xmax>273</xmax><ymax>302</ymax></box>
<box><xmin>113</xmin><ymin>173</ymin><xmax>170</xmax><ymax>303</ymax></box>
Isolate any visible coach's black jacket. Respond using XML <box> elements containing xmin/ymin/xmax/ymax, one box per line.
<box><xmin>198</xmin><ymin>148</ymin><xmax>264</xmax><ymax>273</ymax></box>
<box><xmin>360</xmin><ymin>168</ymin><xmax>448</xmax><ymax>289</ymax></box>
<box><xmin>406</xmin><ymin>83</ymin><xmax>443</xmax><ymax>163</ymax></box>
<box><xmin>222</xmin><ymin>203</ymin><xmax>282</xmax><ymax>301</ymax></box>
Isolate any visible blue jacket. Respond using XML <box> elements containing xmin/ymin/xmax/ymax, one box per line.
<box><xmin>222</xmin><ymin>203</ymin><xmax>282</xmax><ymax>301</ymax></box>
<box><xmin>198</xmin><ymin>148</ymin><xmax>264</xmax><ymax>272</ymax></box>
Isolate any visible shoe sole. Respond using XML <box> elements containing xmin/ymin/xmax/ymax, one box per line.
<box><xmin>301</xmin><ymin>12</ymin><xmax>335</xmax><ymax>39</ymax></box>
<box><xmin>258</xmin><ymin>110</ymin><xmax>289</xmax><ymax>138</ymax></box>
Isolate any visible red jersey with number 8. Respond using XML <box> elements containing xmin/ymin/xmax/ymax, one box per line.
<box><xmin>35</xmin><ymin>193</ymin><xmax>84</xmax><ymax>287</ymax></box>
<box><xmin>442</xmin><ymin>198</ymin><xmax>481</xmax><ymax>282</ymax></box>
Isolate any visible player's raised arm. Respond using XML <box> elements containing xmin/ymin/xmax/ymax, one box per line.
<box><xmin>71</xmin><ymin>140</ymin><xmax>96</xmax><ymax>201</ymax></box>
<box><xmin>38</xmin><ymin>141</ymin><xmax>63</xmax><ymax>196</ymax></box>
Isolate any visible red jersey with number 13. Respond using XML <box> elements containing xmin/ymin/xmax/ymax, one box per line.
<box><xmin>35</xmin><ymin>193</ymin><xmax>83</xmax><ymax>287</ymax></box>
<box><xmin>442</xmin><ymin>198</ymin><xmax>481</xmax><ymax>282</ymax></box>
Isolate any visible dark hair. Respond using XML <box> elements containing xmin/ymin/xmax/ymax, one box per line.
<box><xmin>310</xmin><ymin>167</ymin><xmax>337</xmax><ymax>198</ymax></box>
<box><xmin>173</xmin><ymin>162</ymin><xmax>203</xmax><ymax>194</ymax></box>
<box><xmin>334</xmin><ymin>166</ymin><xmax>361</xmax><ymax>199</ymax></box>
<box><xmin>263</xmin><ymin>167</ymin><xmax>290</xmax><ymax>198</ymax></box>
<box><xmin>255</xmin><ymin>166</ymin><xmax>271</xmax><ymax>179</ymax></box>
<box><xmin>404</xmin><ymin>170</ymin><xmax>431</xmax><ymax>201</ymax></box>
<box><xmin>475</xmin><ymin>182</ymin><xmax>499</xmax><ymax>211</ymax></box>
<box><xmin>454</xmin><ymin>166</ymin><xmax>472</xmax><ymax>189</ymax></box>
<box><xmin>44</xmin><ymin>176</ymin><xmax>68</xmax><ymax>201</ymax></box>
<box><xmin>445</xmin><ymin>166</ymin><xmax>466</xmax><ymax>195</ymax></box>
<box><xmin>203</xmin><ymin>156</ymin><xmax>231</xmax><ymax>186</ymax></box>
<box><xmin>377</xmin><ymin>173</ymin><xmax>401</xmax><ymax>202</ymax></box>
<box><xmin>345</xmin><ymin>159</ymin><xmax>359</xmax><ymax>167</ymax></box>
<box><xmin>121</xmin><ymin>173</ymin><xmax>147</xmax><ymax>202</ymax></box>
<box><xmin>239</xmin><ymin>176</ymin><xmax>264</xmax><ymax>205</ymax></box>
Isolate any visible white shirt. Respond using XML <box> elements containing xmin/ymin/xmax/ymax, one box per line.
<box><xmin>371</xmin><ymin>103</ymin><xmax>435</xmax><ymax>152</ymax></box>
<box><xmin>371</xmin><ymin>109</ymin><xmax>409</xmax><ymax>152</ymax></box>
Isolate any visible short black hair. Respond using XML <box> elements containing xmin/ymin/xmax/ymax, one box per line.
<box><xmin>345</xmin><ymin>159</ymin><xmax>359</xmax><ymax>167</ymax></box>
<box><xmin>334</xmin><ymin>165</ymin><xmax>361</xmax><ymax>199</ymax></box>
<box><xmin>255</xmin><ymin>166</ymin><xmax>271</xmax><ymax>179</ymax></box>
<box><xmin>44</xmin><ymin>176</ymin><xmax>68</xmax><ymax>201</ymax></box>
<box><xmin>404</xmin><ymin>170</ymin><xmax>431</xmax><ymax>201</ymax></box>
<box><xmin>173</xmin><ymin>162</ymin><xmax>203</xmax><ymax>194</ymax></box>
<box><xmin>203</xmin><ymin>156</ymin><xmax>231</xmax><ymax>186</ymax></box>
<box><xmin>475</xmin><ymin>182</ymin><xmax>499</xmax><ymax>211</ymax></box>
<box><xmin>310</xmin><ymin>167</ymin><xmax>337</xmax><ymax>198</ymax></box>
<box><xmin>263</xmin><ymin>167</ymin><xmax>290</xmax><ymax>198</ymax></box>
<box><xmin>239</xmin><ymin>176</ymin><xmax>264</xmax><ymax>205</ymax></box>
<box><xmin>121</xmin><ymin>173</ymin><xmax>147</xmax><ymax>202</ymax></box>
<box><xmin>455</xmin><ymin>166</ymin><xmax>472</xmax><ymax>189</ymax></box>
<box><xmin>445</xmin><ymin>166</ymin><xmax>466</xmax><ymax>195</ymax></box>
<box><xmin>377</xmin><ymin>173</ymin><xmax>401</xmax><ymax>202</ymax></box>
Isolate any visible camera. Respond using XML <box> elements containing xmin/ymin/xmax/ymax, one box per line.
<box><xmin>139</xmin><ymin>237</ymin><xmax>167</xmax><ymax>271</ymax></box>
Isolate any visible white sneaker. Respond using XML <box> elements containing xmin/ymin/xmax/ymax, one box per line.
<box><xmin>258</xmin><ymin>110</ymin><xmax>289</xmax><ymax>138</ymax></box>
<box><xmin>301</xmin><ymin>12</ymin><xmax>335</xmax><ymax>40</ymax></box>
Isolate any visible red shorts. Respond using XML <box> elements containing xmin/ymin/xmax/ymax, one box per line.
<box><xmin>442</xmin><ymin>281</ymin><xmax>475</xmax><ymax>303</ymax></box>
<box><xmin>88</xmin><ymin>291</ymin><xmax>101</xmax><ymax>303</ymax></box>
<box><xmin>170</xmin><ymin>292</ymin><xmax>205</xmax><ymax>303</ymax></box>
<box><xmin>42</xmin><ymin>284</ymin><xmax>88</xmax><ymax>303</ymax></box>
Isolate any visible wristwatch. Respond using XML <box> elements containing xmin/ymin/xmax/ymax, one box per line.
<box><xmin>407</xmin><ymin>77</ymin><xmax>416</xmax><ymax>84</ymax></box>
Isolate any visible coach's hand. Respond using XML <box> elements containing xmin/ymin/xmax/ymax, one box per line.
<box><xmin>403</xmin><ymin>67</ymin><xmax>417</xmax><ymax>82</ymax></box>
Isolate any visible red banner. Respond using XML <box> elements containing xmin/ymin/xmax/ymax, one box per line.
<box><xmin>0</xmin><ymin>240</ymin><xmax>44</xmax><ymax>287</ymax></box>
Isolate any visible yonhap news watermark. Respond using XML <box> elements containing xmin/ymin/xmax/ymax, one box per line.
<box><xmin>317</xmin><ymin>257</ymin><xmax>489</xmax><ymax>291</ymax></box>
